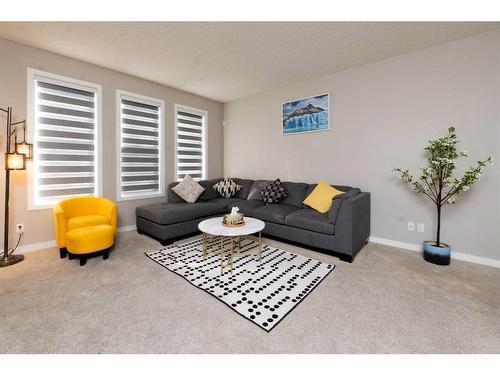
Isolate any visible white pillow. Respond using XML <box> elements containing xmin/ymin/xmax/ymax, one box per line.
<box><xmin>172</xmin><ymin>175</ymin><xmax>205</xmax><ymax>203</ymax></box>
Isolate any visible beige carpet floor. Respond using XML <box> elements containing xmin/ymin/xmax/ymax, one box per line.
<box><xmin>1</xmin><ymin>230</ymin><xmax>499</xmax><ymax>354</ymax></box>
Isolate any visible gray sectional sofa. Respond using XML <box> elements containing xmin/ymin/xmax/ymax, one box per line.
<box><xmin>136</xmin><ymin>178</ymin><xmax>370</xmax><ymax>262</ymax></box>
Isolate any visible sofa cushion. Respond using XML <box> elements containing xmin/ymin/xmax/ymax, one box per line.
<box><xmin>213</xmin><ymin>177</ymin><xmax>242</xmax><ymax>198</ymax></box>
<box><xmin>66</xmin><ymin>224</ymin><xmax>114</xmax><ymax>254</ymax></box>
<box><xmin>136</xmin><ymin>202</ymin><xmax>225</xmax><ymax>225</ymax></box>
<box><xmin>280</xmin><ymin>182</ymin><xmax>309</xmax><ymax>207</ymax></box>
<box><xmin>285</xmin><ymin>209</ymin><xmax>335</xmax><ymax>235</ymax></box>
<box><xmin>172</xmin><ymin>175</ymin><xmax>205</xmax><ymax>203</ymax></box>
<box><xmin>209</xmin><ymin>198</ymin><xmax>243</xmax><ymax>211</ymax></box>
<box><xmin>252</xmin><ymin>204</ymin><xmax>300</xmax><ymax>225</ymax></box>
<box><xmin>227</xmin><ymin>199</ymin><xmax>265</xmax><ymax>216</ymax></box>
<box><xmin>247</xmin><ymin>180</ymin><xmax>272</xmax><ymax>200</ymax></box>
<box><xmin>198</xmin><ymin>178</ymin><xmax>224</xmax><ymax>200</ymax></box>
<box><xmin>260</xmin><ymin>179</ymin><xmax>288</xmax><ymax>204</ymax></box>
<box><xmin>231</xmin><ymin>178</ymin><xmax>254</xmax><ymax>199</ymax></box>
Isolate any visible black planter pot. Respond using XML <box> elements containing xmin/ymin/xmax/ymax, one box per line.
<box><xmin>423</xmin><ymin>241</ymin><xmax>451</xmax><ymax>266</ymax></box>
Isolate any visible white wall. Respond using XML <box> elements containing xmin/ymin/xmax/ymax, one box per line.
<box><xmin>224</xmin><ymin>30</ymin><xmax>500</xmax><ymax>261</ymax></box>
<box><xmin>0</xmin><ymin>38</ymin><xmax>224</xmax><ymax>248</ymax></box>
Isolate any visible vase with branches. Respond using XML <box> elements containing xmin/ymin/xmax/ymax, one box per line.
<box><xmin>394</xmin><ymin>127</ymin><xmax>493</xmax><ymax>265</ymax></box>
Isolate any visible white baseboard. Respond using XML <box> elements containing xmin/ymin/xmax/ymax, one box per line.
<box><xmin>117</xmin><ymin>225</ymin><xmax>137</xmax><ymax>233</ymax></box>
<box><xmin>369</xmin><ymin>236</ymin><xmax>421</xmax><ymax>252</ymax></box>
<box><xmin>369</xmin><ymin>236</ymin><xmax>500</xmax><ymax>269</ymax></box>
<box><xmin>7</xmin><ymin>229</ymin><xmax>499</xmax><ymax>269</ymax></box>
<box><xmin>14</xmin><ymin>240</ymin><xmax>57</xmax><ymax>255</ymax></box>
<box><xmin>8</xmin><ymin>225</ymin><xmax>138</xmax><ymax>255</ymax></box>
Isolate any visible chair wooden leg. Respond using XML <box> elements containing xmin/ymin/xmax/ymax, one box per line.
<box><xmin>103</xmin><ymin>249</ymin><xmax>109</xmax><ymax>260</ymax></box>
<box><xmin>59</xmin><ymin>248</ymin><xmax>67</xmax><ymax>259</ymax></box>
<box><xmin>79</xmin><ymin>256</ymin><xmax>87</xmax><ymax>266</ymax></box>
<box><xmin>68</xmin><ymin>252</ymin><xmax>75</xmax><ymax>260</ymax></box>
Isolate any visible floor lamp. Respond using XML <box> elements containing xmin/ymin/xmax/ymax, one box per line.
<box><xmin>0</xmin><ymin>106</ymin><xmax>33</xmax><ymax>267</ymax></box>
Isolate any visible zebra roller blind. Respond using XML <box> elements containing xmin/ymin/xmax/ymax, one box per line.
<box><xmin>32</xmin><ymin>73</ymin><xmax>100</xmax><ymax>207</ymax></box>
<box><xmin>118</xmin><ymin>92</ymin><xmax>164</xmax><ymax>199</ymax></box>
<box><xmin>175</xmin><ymin>106</ymin><xmax>206</xmax><ymax>181</ymax></box>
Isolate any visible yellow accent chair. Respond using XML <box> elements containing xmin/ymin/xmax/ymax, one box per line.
<box><xmin>53</xmin><ymin>197</ymin><xmax>118</xmax><ymax>266</ymax></box>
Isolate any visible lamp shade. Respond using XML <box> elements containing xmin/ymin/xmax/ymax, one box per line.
<box><xmin>5</xmin><ymin>152</ymin><xmax>26</xmax><ymax>170</ymax></box>
<box><xmin>16</xmin><ymin>142</ymin><xmax>33</xmax><ymax>159</ymax></box>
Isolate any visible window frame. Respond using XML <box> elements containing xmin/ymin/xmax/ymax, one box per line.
<box><xmin>27</xmin><ymin>68</ymin><xmax>103</xmax><ymax>211</ymax></box>
<box><xmin>174</xmin><ymin>104</ymin><xmax>208</xmax><ymax>182</ymax></box>
<box><xmin>116</xmin><ymin>89</ymin><xmax>165</xmax><ymax>201</ymax></box>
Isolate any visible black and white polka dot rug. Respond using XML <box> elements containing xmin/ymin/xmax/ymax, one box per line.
<box><xmin>145</xmin><ymin>237</ymin><xmax>335</xmax><ymax>332</ymax></box>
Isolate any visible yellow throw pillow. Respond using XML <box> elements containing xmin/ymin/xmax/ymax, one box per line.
<box><xmin>303</xmin><ymin>180</ymin><xmax>344</xmax><ymax>213</ymax></box>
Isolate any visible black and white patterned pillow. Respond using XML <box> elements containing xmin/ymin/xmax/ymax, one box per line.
<box><xmin>213</xmin><ymin>178</ymin><xmax>242</xmax><ymax>198</ymax></box>
<box><xmin>260</xmin><ymin>179</ymin><xmax>288</xmax><ymax>204</ymax></box>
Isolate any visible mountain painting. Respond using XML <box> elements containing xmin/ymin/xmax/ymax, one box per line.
<box><xmin>282</xmin><ymin>93</ymin><xmax>329</xmax><ymax>135</ymax></box>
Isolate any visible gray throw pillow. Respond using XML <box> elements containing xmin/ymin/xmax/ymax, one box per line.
<box><xmin>172</xmin><ymin>175</ymin><xmax>205</xmax><ymax>203</ymax></box>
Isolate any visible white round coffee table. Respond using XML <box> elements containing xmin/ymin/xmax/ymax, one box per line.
<box><xmin>198</xmin><ymin>217</ymin><xmax>265</xmax><ymax>275</ymax></box>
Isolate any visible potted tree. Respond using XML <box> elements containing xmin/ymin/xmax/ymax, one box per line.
<box><xmin>394</xmin><ymin>127</ymin><xmax>493</xmax><ymax>265</ymax></box>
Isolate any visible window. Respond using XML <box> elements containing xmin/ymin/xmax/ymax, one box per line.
<box><xmin>116</xmin><ymin>90</ymin><xmax>164</xmax><ymax>200</ymax></box>
<box><xmin>28</xmin><ymin>69</ymin><xmax>102</xmax><ymax>209</ymax></box>
<box><xmin>175</xmin><ymin>105</ymin><xmax>207</xmax><ymax>181</ymax></box>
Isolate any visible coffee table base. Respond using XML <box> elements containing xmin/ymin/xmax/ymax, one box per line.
<box><xmin>202</xmin><ymin>232</ymin><xmax>262</xmax><ymax>275</ymax></box>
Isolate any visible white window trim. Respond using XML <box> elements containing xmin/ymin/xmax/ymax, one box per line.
<box><xmin>116</xmin><ymin>89</ymin><xmax>165</xmax><ymax>201</ymax></box>
<box><xmin>174</xmin><ymin>104</ymin><xmax>208</xmax><ymax>181</ymax></box>
<box><xmin>27</xmin><ymin>68</ymin><xmax>103</xmax><ymax>211</ymax></box>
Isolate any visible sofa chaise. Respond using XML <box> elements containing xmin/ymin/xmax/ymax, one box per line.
<box><xmin>136</xmin><ymin>178</ymin><xmax>370</xmax><ymax>262</ymax></box>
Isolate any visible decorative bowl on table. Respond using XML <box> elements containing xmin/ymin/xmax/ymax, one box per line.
<box><xmin>222</xmin><ymin>213</ymin><xmax>245</xmax><ymax>227</ymax></box>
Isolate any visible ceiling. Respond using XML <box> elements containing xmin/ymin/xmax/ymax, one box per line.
<box><xmin>0</xmin><ymin>22</ymin><xmax>498</xmax><ymax>102</ymax></box>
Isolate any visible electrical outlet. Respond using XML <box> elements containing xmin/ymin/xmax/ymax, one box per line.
<box><xmin>417</xmin><ymin>223</ymin><xmax>425</xmax><ymax>233</ymax></box>
<box><xmin>16</xmin><ymin>223</ymin><xmax>24</xmax><ymax>234</ymax></box>
<box><xmin>407</xmin><ymin>221</ymin><xmax>415</xmax><ymax>231</ymax></box>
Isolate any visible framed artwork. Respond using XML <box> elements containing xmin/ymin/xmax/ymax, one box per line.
<box><xmin>282</xmin><ymin>93</ymin><xmax>329</xmax><ymax>135</ymax></box>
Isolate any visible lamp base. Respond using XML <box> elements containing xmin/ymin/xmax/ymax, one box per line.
<box><xmin>0</xmin><ymin>254</ymin><xmax>24</xmax><ymax>267</ymax></box>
